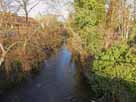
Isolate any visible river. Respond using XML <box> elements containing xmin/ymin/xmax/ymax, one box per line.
<box><xmin>0</xmin><ymin>46</ymin><xmax>92</xmax><ymax>102</ymax></box>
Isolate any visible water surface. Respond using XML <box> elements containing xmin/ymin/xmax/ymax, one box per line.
<box><xmin>0</xmin><ymin>46</ymin><xmax>91</xmax><ymax>102</ymax></box>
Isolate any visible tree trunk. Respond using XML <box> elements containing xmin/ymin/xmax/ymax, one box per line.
<box><xmin>26</xmin><ymin>12</ymin><xmax>28</xmax><ymax>23</ymax></box>
<box><xmin>0</xmin><ymin>43</ymin><xmax>6</xmax><ymax>67</ymax></box>
<box><xmin>0</xmin><ymin>57</ymin><xmax>4</xmax><ymax>67</ymax></box>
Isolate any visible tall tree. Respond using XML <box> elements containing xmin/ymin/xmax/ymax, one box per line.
<box><xmin>68</xmin><ymin>0</ymin><xmax>106</xmax><ymax>54</ymax></box>
<box><xmin>134</xmin><ymin>0</ymin><xmax>136</xmax><ymax>20</ymax></box>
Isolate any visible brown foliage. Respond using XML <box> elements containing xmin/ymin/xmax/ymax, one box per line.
<box><xmin>105</xmin><ymin>0</ymin><xmax>133</xmax><ymax>48</ymax></box>
<box><xmin>0</xmin><ymin>13</ymin><xmax>63</xmax><ymax>76</ymax></box>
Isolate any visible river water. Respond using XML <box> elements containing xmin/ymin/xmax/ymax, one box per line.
<box><xmin>0</xmin><ymin>46</ymin><xmax>92</xmax><ymax>102</ymax></box>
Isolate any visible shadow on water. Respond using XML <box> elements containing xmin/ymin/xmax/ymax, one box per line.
<box><xmin>0</xmin><ymin>46</ymin><xmax>92</xmax><ymax>102</ymax></box>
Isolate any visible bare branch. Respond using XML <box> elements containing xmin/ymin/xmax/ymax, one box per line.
<box><xmin>28</xmin><ymin>1</ymin><xmax>40</xmax><ymax>13</ymax></box>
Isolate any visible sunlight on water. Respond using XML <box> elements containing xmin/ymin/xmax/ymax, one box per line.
<box><xmin>0</xmin><ymin>46</ymin><xmax>91</xmax><ymax>102</ymax></box>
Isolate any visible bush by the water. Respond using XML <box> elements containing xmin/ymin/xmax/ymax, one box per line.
<box><xmin>68</xmin><ymin>0</ymin><xmax>136</xmax><ymax>101</ymax></box>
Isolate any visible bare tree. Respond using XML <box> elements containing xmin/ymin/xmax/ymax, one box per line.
<box><xmin>134</xmin><ymin>0</ymin><xmax>136</xmax><ymax>20</ymax></box>
<box><xmin>0</xmin><ymin>0</ymin><xmax>21</xmax><ymax>15</ymax></box>
<box><xmin>0</xmin><ymin>0</ymin><xmax>11</xmax><ymax>12</ymax></box>
<box><xmin>106</xmin><ymin>0</ymin><xmax>132</xmax><ymax>39</ymax></box>
<box><xmin>15</xmin><ymin>0</ymin><xmax>40</xmax><ymax>23</ymax></box>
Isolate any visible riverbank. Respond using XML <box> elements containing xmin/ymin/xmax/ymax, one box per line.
<box><xmin>66</xmin><ymin>33</ymin><xmax>136</xmax><ymax>102</ymax></box>
<box><xmin>0</xmin><ymin>13</ymin><xmax>65</xmax><ymax>93</ymax></box>
<box><xmin>66</xmin><ymin>0</ymin><xmax>136</xmax><ymax>101</ymax></box>
<box><xmin>0</xmin><ymin>42</ymin><xmax>63</xmax><ymax>94</ymax></box>
<box><xmin>68</xmin><ymin>47</ymin><xmax>136</xmax><ymax>102</ymax></box>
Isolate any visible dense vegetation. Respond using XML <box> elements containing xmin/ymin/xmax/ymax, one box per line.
<box><xmin>0</xmin><ymin>12</ymin><xmax>63</xmax><ymax>90</ymax></box>
<box><xmin>68</xmin><ymin>0</ymin><xmax>136</xmax><ymax>101</ymax></box>
<box><xmin>1</xmin><ymin>0</ymin><xmax>136</xmax><ymax>101</ymax></box>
